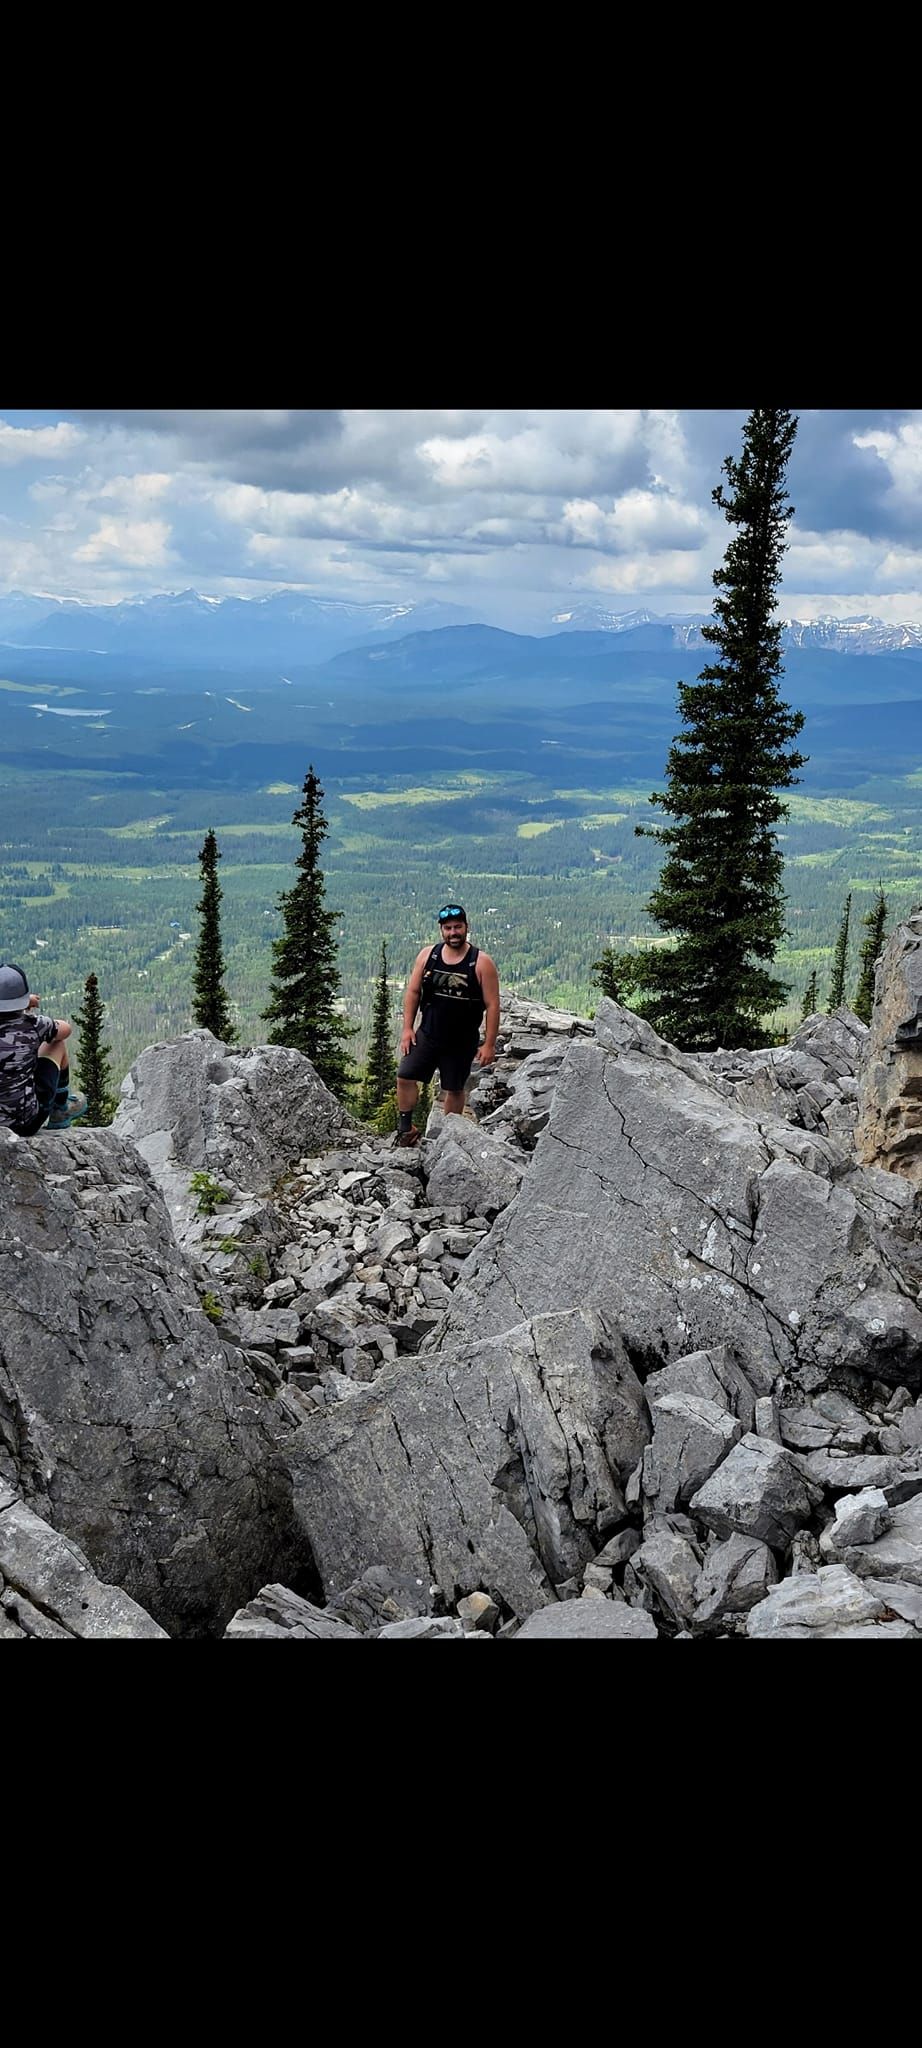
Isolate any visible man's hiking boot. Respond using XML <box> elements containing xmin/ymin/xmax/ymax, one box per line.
<box><xmin>393</xmin><ymin>1125</ymin><xmax>421</xmax><ymax>1148</ymax></box>
<box><xmin>46</xmin><ymin>1090</ymin><xmax>88</xmax><ymax>1129</ymax></box>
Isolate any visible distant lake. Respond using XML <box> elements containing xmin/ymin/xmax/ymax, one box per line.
<box><xmin>31</xmin><ymin>703</ymin><xmax>109</xmax><ymax>717</ymax></box>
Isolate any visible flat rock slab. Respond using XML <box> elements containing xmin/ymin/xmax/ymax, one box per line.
<box><xmin>514</xmin><ymin>1599</ymin><xmax>658</xmax><ymax>1639</ymax></box>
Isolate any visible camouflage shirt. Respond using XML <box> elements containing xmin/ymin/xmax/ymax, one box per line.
<box><xmin>0</xmin><ymin>1012</ymin><xmax>59</xmax><ymax>1130</ymax></box>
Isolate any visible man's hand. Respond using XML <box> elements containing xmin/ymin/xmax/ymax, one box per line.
<box><xmin>400</xmin><ymin>1028</ymin><xmax>416</xmax><ymax>1057</ymax></box>
<box><xmin>28</xmin><ymin>992</ymin><xmax>40</xmax><ymax>1011</ymax></box>
<box><xmin>474</xmin><ymin>1041</ymin><xmax>496</xmax><ymax>1067</ymax></box>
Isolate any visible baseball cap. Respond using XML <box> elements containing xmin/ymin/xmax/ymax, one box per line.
<box><xmin>437</xmin><ymin>902</ymin><xmax>466</xmax><ymax>922</ymax></box>
<box><xmin>0</xmin><ymin>962</ymin><xmax>30</xmax><ymax>1013</ymax></box>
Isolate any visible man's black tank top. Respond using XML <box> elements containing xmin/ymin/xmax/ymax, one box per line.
<box><xmin>420</xmin><ymin>943</ymin><xmax>485</xmax><ymax>1042</ymax></box>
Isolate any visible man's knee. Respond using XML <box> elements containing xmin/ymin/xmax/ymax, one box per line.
<box><xmin>37</xmin><ymin>1043</ymin><xmax>67</xmax><ymax>1071</ymax></box>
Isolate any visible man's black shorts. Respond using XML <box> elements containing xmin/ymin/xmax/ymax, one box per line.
<box><xmin>11</xmin><ymin>1056</ymin><xmax>59</xmax><ymax>1136</ymax></box>
<box><xmin>397</xmin><ymin>1026</ymin><xmax>479</xmax><ymax>1095</ymax></box>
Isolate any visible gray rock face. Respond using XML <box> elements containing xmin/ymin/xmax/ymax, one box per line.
<box><xmin>856</xmin><ymin>907</ymin><xmax>922</xmax><ymax>1181</ymax></box>
<box><xmin>513</xmin><ymin>1598</ymin><xmax>658</xmax><ymax>1639</ymax></box>
<box><xmin>422</xmin><ymin>1110</ymin><xmax>526</xmax><ymax>1220</ymax></box>
<box><xmin>223</xmin><ymin>1584</ymin><xmax>363</xmax><ymax>1639</ymax></box>
<box><xmin>0</xmin><ymin>1485</ymin><xmax>168</xmax><ymax>1638</ymax></box>
<box><xmin>819</xmin><ymin>1487</ymin><xmax>891</xmax><ymax>1552</ymax></box>
<box><xmin>644</xmin><ymin>1346</ymin><xmax>759</xmax><ymax>1431</ymax></box>
<box><xmin>626</xmin><ymin>1529</ymin><xmax>701</xmax><ymax>1630</ymax></box>
<box><xmin>643</xmin><ymin>1393</ymin><xmax>742</xmax><ymax>1512</ymax></box>
<box><xmin>747</xmin><ymin>1562</ymin><xmax>917</xmax><ymax>1638</ymax></box>
<box><xmin>693</xmin><ymin>1533</ymin><xmax>778</xmax><ymax>1632</ymax></box>
<box><xmin>439</xmin><ymin>1019</ymin><xmax>922</xmax><ymax>1393</ymax></box>
<box><xmin>689</xmin><ymin>1434</ymin><xmax>825</xmax><ymax>1549</ymax></box>
<box><xmin>820</xmin><ymin>1489</ymin><xmax>922</xmax><ymax>1586</ymax></box>
<box><xmin>0</xmin><ymin>1126</ymin><xmax>315</xmax><ymax>1636</ymax></box>
<box><xmin>286</xmin><ymin>1308</ymin><xmax>650</xmax><ymax>1619</ymax></box>
<box><xmin>698</xmin><ymin>1009</ymin><xmax>866</xmax><ymax>1138</ymax></box>
<box><xmin>113</xmin><ymin>1030</ymin><xmax>356</xmax><ymax>1246</ymax></box>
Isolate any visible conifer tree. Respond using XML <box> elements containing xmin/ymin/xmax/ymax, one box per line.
<box><xmin>827</xmin><ymin>892</ymin><xmax>852</xmax><ymax>1011</ymax></box>
<box><xmin>800</xmin><ymin>967</ymin><xmax>819</xmax><ymax>1021</ymax></box>
<box><xmin>193</xmin><ymin>829</ymin><xmax>235</xmax><ymax>1041</ymax></box>
<box><xmin>358</xmin><ymin>941</ymin><xmax>396</xmax><ymax>1121</ymax></box>
<box><xmin>614</xmin><ymin>409</ymin><xmax>805</xmax><ymax>1050</ymax></box>
<box><xmin>262</xmin><ymin>765</ymin><xmax>356</xmax><ymax>1099</ymax></box>
<box><xmin>74</xmin><ymin>972</ymin><xmax>115</xmax><ymax>1125</ymax></box>
<box><xmin>853</xmin><ymin>888</ymin><xmax>888</xmax><ymax>1025</ymax></box>
<box><xmin>591</xmin><ymin>943</ymin><xmax>623</xmax><ymax>1002</ymax></box>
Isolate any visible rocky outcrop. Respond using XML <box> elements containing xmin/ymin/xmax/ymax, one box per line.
<box><xmin>285</xmin><ymin>1307</ymin><xmax>650</xmax><ymax>1620</ymax></box>
<box><xmin>113</xmin><ymin>1030</ymin><xmax>356</xmax><ymax>1251</ymax></box>
<box><xmin>5</xmin><ymin>968</ymin><xmax>922</xmax><ymax>1643</ymax></box>
<box><xmin>437</xmin><ymin>999</ymin><xmax>922</xmax><ymax>1396</ymax></box>
<box><xmin>0</xmin><ymin>1125</ymin><xmax>315</xmax><ymax>1636</ymax></box>
<box><xmin>856</xmin><ymin>908</ymin><xmax>922</xmax><ymax>1181</ymax></box>
<box><xmin>0</xmin><ymin>1484</ymin><xmax>167</xmax><ymax>1638</ymax></box>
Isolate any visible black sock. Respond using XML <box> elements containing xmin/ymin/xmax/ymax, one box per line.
<box><xmin>54</xmin><ymin>1070</ymin><xmax>70</xmax><ymax>1108</ymax></box>
<box><xmin>398</xmin><ymin>1109</ymin><xmax>413</xmax><ymax>1133</ymax></box>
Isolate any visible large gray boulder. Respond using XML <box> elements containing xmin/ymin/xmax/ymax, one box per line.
<box><xmin>285</xmin><ymin>1307</ymin><xmax>651</xmax><ymax>1620</ymax></box>
<box><xmin>113</xmin><ymin>1030</ymin><xmax>356</xmax><ymax>1247</ymax></box>
<box><xmin>421</xmin><ymin>1109</ymin><xmax>526</xmax><ymax>1220</ymax></box>
<box><xmin>746</xmin><ymin>1562</ymin><xmax>917</xmax><ymax>1638</ymax></box>
<box><xmin>0</xmin><ymin>1126</ymin><xmax>315</xmax><ymax>1636</ymax></box>
<box><xmin>689</xmin><ymin>1434</ymin><xmax>825</xmax><ymax>1549</ymax></box>
<box><xmin>438</xmin><ymin>1005</ymin><xmax>922</xmax><ymax>1393</ymax></box>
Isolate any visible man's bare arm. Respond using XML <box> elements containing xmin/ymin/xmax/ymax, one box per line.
<box><xmin>400</xmin><ymin>949</ymin><xmax>430</xmax><ymax>1055</ymax></box>
<box><xmin>475</xmin><ymin>954</ymin><xmax>500</xmax><ymax>1063</ymax></box>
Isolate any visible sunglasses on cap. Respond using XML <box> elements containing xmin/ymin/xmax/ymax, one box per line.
<box><xmin>438</xmin><ymin>905</ymin><xmax>466</xmax><ymax>921</ymax></box>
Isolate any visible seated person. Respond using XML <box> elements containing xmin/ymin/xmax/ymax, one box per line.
<box><xmin>0</xmin><ymin>961</ymin><xmax>86</xmax><ymax>1134</ymax></box>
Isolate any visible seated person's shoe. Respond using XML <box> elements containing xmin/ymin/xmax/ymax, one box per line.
<box><xmin>46</xmin><ymin>1090</ymin><xmax>88</xmax><ymax>1128</ymax></box>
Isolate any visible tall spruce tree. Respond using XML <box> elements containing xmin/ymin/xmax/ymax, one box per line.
<box><xmin>74</xmin><ymin>972</ymin><xmax>115</xmax><ymax>1125</ymax></box>
<box><xmin>853</xmin><ymin>888</ymin><xmax>888</xmax><ymax>1025</ymax></box>
<box><xmin>617</xmin><ymin>409</ymin><xmax>805</xmax><ymax>1050</ymax></box>
<box><xmin>193</xmin><ymin>829</ymin><xmax>235</xmax><ymax>1041</ymax></box>
<box><xmin>263</xmin><ymin>765</ymin><xmax>356</xmax><ymax>1099</ymax></box>
<box><xmin>358</xmin><ymin>941</ymin><xmax>396</xmax><ymax>1121</ymax></box>
<box><xmin>827</xmin><ymin>892</ymin><xmax>852</xmax><ymax>1011</ymax></box>
<box><xmin>800</xmin><ymin>967</ymin><xmax>819</xmax><ymax>1021</ymax></box>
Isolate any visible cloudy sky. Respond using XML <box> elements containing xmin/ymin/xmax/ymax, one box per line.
<box><xmin>1</xmin><ymin>408</ymin><xmax>920</xmax><ymax>628</ymax></box>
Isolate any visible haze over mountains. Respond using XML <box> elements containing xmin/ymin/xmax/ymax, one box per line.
<box><xmin>3</xmin><ymin>588</ymin><xmax>922</xmax><ymax>672</ymax></box>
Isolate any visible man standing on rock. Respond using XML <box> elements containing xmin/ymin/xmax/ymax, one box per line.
<box><xmin>394</xmin><ymin>902</ymin><xmax>500</xmax><ymax>1146</ymax></box>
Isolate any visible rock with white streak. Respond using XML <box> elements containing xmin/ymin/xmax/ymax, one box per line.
<box><xmin>747</xmin><ymin>1562</ymin><xmax>917</xmax><ymax>1638</ymax></box>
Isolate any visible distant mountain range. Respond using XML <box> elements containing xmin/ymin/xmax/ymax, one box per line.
<box><xmin>548</xmin><ymin>603</ymin><xmax>922</xmax><ymax>655</ymax></box>
<box><xmin>0</xmin><ymin>589</ymin><xmax>481</xmax><ymax>667</ymax></box>
<box><xmin>2</xmin><ymin>589</ymin><xmax>922</xmax><ymax>669</ymax></box>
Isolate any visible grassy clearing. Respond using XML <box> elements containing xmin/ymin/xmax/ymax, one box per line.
<box><xmin>785</xmin><ymin>795</ymin><xmax>891</xmax><ymax>825</ymax></box>
<box><xmin>107</xmin><ymin>816</ymin><xmax>175</xmax><ymax>837</ymax></box>
<box><xmin>341</xmin><ymin>787</ymin><xmax>472</xmax><ymax>810</ymax></box>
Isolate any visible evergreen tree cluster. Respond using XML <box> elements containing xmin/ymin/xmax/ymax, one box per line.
<box><xmin>794</xmin><ymin>886</ymin><xmax>889</xmax><ymax>1024</ymax></box>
